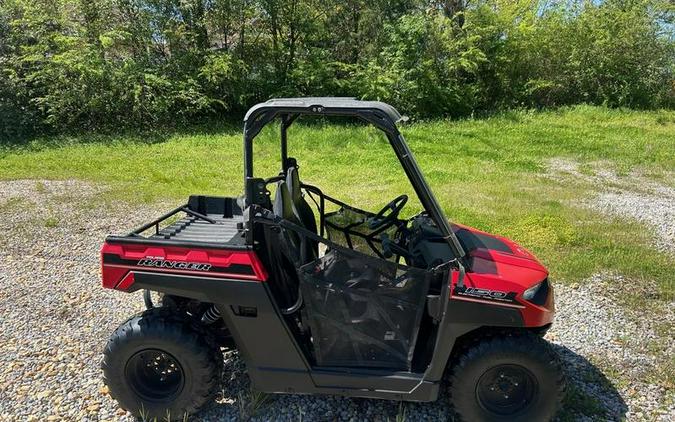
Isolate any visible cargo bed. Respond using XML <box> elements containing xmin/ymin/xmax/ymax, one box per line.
<box><xmin>150</xmin><ymin>214</ymin><xmax>244</xmax><ymax>244</ymax></box>
<box><xmin>105</xmin><ymin>195</ymin><xmax>248</xmax><ymax>249</ymax></box>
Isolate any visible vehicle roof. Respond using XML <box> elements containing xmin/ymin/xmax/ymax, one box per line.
<box><xmin>244</xmin><ymin>97</ymin><xmax>402</xmax><ymax>123</ymax></box>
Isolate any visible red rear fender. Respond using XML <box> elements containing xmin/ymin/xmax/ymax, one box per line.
<box><xmin>100</xmin><ymin>242</ymin><xmax>268</xmax><ymax>291</ymax></box>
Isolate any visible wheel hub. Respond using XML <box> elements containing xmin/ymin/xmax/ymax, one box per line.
<box><xmin>476</xmin><ymin>364</ymin><xmax>537</xmax><ymax>416</ymax></box>
<box><xmin>125</xmin><ymin>349</ymin><xmax>185</xmax><ymax>403</ymax></box>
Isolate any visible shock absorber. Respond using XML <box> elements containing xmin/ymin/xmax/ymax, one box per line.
<box><xmin>201</xmin><ymin>305</ymin><xmax>221</xmax><ymax>324</ymax></box>
<box><xmin>143</xmin><ymin>290</ymin><xmax>154</xmax><ymax>309</ymax></box>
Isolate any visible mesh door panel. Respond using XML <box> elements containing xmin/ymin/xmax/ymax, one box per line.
<box><xmin>299</xmin><ymin>249</ymin><xmax>429</xmax><ymax>370</ymax></box>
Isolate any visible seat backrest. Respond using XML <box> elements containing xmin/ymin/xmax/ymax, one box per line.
<box><xmin>287</xmin><ymin>166</ymin><xmax>318</xmax><ymax>257</ymax></box>
<box><xmin>287</xmin><ymin>167</ymin><xmax>318</xmax><ymax>233</ymax></box>
<box><xmin>273</xmin><ymin>179</ymin><xmax>317</xmax><ymax>263</ymax></box>
<box><xmin>268</xmin><ymin>180</ymin><xmax>302</xmax><ymax>309</ymax></box>
<box><xmin>273</xmin><ymin>180</ymin><xmax>297</xmax><ymax>224</ymax></box>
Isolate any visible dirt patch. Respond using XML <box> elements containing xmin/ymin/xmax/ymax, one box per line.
<box><xmin>546</xmin><ymin>158</ymin><xmax>675</xmax><ymax>255</ymax></box>
<box><xmin>0</xmin><ymin>179</ymin><xmax>102</xmax><ymax>202</ymax></box>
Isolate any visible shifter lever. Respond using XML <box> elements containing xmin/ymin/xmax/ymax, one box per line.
<box><xmin>381</xmin><ymin>234</ymin><xmax>394</xmax><ymax>258</ymax></box>
<box><xmin>381</xmin><ymin>233</ymin><xmax>409</xmax><ymax>259</ymax></box>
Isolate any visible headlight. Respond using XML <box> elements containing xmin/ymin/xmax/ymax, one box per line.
<box><xmin>522</xmin><ymin>278</ymin><xmax>549</xmax><ymax>305</ymax></box>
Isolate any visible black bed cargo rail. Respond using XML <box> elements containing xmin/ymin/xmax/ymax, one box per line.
<box><xmin>105</xmin><ymin>195</ymin><xmax>248</xmax><ymax>250</ymax></box>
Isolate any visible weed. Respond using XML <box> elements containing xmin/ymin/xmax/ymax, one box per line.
<box><xmin>35</xmin><ymin>181</ymin><xmax>47</xmax><ymax>193</ymax></box>
<box><xmin>0</xmin><ymin>197</ymin><xmax>25</xmax><ymax>212</ymax></box>
<box><xmin>560</xmin><ymin>384</ymin><xmax>605</xmax><ymax>420</ymax></box>
<box><xmin>390</xmin><ymin>401</ymin><xmax>406</xmax><ymax>422</ymax></box>
<box><xmin>237</xmin><ymin>388</ymin><xmax>271</xmax><ymax>421</ymax></box>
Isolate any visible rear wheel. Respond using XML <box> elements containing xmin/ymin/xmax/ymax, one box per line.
<box><xmin>448</xmin><ymin>333</ymin><xmax>564</xmax><ymax>422</ymax></box>
<box><xmin>102</xmin><ymin>308</ymin><xmax>223</xmax><ymax>421</ymax></box>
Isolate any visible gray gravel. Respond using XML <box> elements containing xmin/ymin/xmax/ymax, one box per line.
<box><xmin>0</xmin><ymin>178</ymin><xmax>673</xmax><ymax>421</ymax></box>
<box><xmin>594</xmin><ymin>190</ymin><xmax>675</xmax><ymax>255</ymax></box>
<box><xmin>549</xmin><ymin>275</ymin><xmax>674</xmax><ymax>421</ymax></box>
<box><xmin>547</xmin><ymin>158</ymin><xmax>675</xmax><ymax>255</ymax></box>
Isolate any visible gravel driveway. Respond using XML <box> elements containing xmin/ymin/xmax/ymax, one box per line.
<box><xmin>0</xmin><ymin>179</ymin><xmax>673</xmax><ymax>421</ymax></box>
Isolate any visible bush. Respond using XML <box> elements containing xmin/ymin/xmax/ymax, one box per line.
<box><xmin>0</xmin><ymin>0</ymin><xmax>672</xmax><ymax>140</ymax></box>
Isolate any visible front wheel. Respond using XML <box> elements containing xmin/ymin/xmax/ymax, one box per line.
<box><xmin>101</xmin><ymin>308</ymin><xmax>223</xmax><ymax>421</ymax></box>
<box><xmin>448</xmin><ymin>333</ymin><xmax>565</xmax><ymax>422</ymax></box>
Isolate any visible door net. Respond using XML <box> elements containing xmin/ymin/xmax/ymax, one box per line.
<box><xmin>324</xmin><ymin>205</ymin><xmax>397</xmax><ymax>259</ymax></box>
<box><xmin>299</xmin><ymin>247</ymin><xmax>430</xmax><ymax>370</ymax></box>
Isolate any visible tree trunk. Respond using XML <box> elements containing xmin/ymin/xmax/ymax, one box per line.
<box><xmin>438</xmin><ymin>0</ymin><xmax>467</xmax><ymax>27</ymax></box>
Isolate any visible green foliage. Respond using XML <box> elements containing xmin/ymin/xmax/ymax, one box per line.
<box><xmin>350</xmin><ymin>11</ymin><xmax>488</xmax><ymax>117</ymax></box>
<box><xmin>470</xmin><ymin>0</ymin><xmax>675</xmax><ymax>110</ymax></box>
<box><xmin>0</xmin><ymin>0</ymin><xmax>673</xmax><ymax>139</ymax></box>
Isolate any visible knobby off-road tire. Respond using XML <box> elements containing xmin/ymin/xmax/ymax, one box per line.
<box><xmin>448</xmin><ymin>333</ymin><xmax>565</xmax><ymax>422</ymax></box>
<box><xmin>101</xmin><ymin>308</ymin><xmax>223</xmax><ymax>421</ymax></box>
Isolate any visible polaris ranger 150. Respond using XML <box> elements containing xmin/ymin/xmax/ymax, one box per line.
<box><xmin>101</xmin><ymin>98</ymin><xmax>564</xmax><ymax>421</ymax></box>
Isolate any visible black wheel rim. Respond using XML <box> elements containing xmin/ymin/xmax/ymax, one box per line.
<box><xmin>476</xmin><ymin>364</ymin><xmax>538</xmax><ymax>416</ymax></box>
<box><xmin>125</xmin><ymin>349</ymin><xmax>185</xmax><ymax>403</ymax></box>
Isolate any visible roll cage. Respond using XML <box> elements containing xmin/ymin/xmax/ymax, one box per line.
<box><xmin>242</xmin><ymin>97</ymin><xmax>466</xmax><ymax>260</ymax></box>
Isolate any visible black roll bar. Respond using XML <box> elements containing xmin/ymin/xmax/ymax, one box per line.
<box><xmin>242</xmin><ymin>98</ymin><xmax>466</xmax><ymax>260</ymax></box>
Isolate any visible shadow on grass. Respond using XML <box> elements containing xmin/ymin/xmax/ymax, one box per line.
<box><xmin>1</xmin><ymin>114</ymin><xmax>398</xmax><ymax>150</ymax></box>
<box><xmin>195</xmin><ymin>344</ymin><xmax>627</xmax><ymax>421</ymax></box>
<box><xmin>0</xmin><ymin>118</ymin><xmax>243</xmax><ymax>151</ymax></box>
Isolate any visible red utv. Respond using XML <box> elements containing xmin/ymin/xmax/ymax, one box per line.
<box><xmin>100</xmin><ymin>98</ymin><xmax>564</xmax><ymax>421</ymax></box>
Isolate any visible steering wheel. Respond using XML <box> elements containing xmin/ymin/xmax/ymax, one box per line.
<box><xmin>368</xmin><ymin>194</ymin><xmax>408</xmax><ymax>230</ymax></box>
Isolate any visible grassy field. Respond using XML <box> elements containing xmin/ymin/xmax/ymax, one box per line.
<box><xmin>1</xmin><ymin>105</ymin><xmax>673</xmax><ymax>297</ymax></box>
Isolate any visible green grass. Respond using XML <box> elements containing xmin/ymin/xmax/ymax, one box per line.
<box><xmin>44</xmin><ymin>216</ymin><xmax>59</xmax><ymax>228</ymax></box>
<box><xmin>1</xmin><ymin>105</ymin><xmax>673</xmax><ymax>296</ymax></box>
